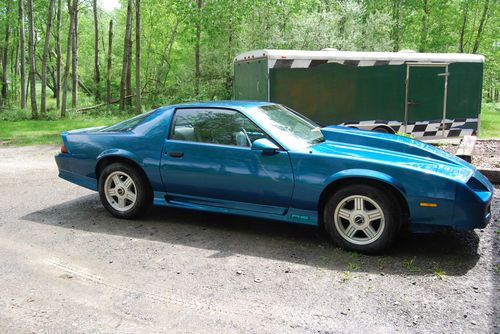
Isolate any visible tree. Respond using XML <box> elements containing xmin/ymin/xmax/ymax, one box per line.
<box><xmin>419</xmin><ymin>0</ymin><xmax>430</xmax><ymax>52</ymax></box>
<box><xmin>106</xmin><ymin>19</ymin><xmax>113</xmax><ymax>104</ymax></box>
<box><xmin>71</xmin><ymin>0</ymin><xmax>79</xmax><ymax>108</ymax></box>
<box><xmin>391</xmin><ymin>0</ymin><xmax>403</xmax><ymax>51</ymax></box>
<box><xmin>1</xmin><ymin>0</ymin><xmax>12</xmax><ymax>104</ymax></box>
<box><xmin>458</xmin><ymin>1</ymin><xmax>468</xmax><ymax>53</ymax></box>
<box><xmin>472</xmin><ymin>0</ymin><xmax>490</xmax><ymax>53</ymax></box>
<box><xmin>135</xmin><ymin>0</ymin><xmax>141</xmax><ymax>114</ymax></box>
<box><xmin>55</xmin><ymin>0</ymin><xmax>62</xmax><ymax>109</ymax></box>
<box><xmin>27</xmin><ymin>0</ymin><xmax>37</xmax><ymax>118</ymax></box>
<box><xmin>61</xmin><ymin>0</ymin><xmax>74</xmax><ymax>117</ymax></box>
<box><xmin>41</xmin><ymin>0</ymin><xmax>56</xmax><ymax>115</ymax></box>
<box><xmin>119</xmin><ymin>0</ymin><xmax>133</xmax><ymax>111</ymax></box>
<box><xmin>18</xmin><ymin>0</ymin><xmax>27</xmax><ymax>109</ymax></box>
<box><xmin>93</xmin><ymin>0</ymin><xmax>101</xmax><ymax>101</ymax></box>
<box><xmin>194</xmin><ymin>0</ymin><xmax>203</xmax><ymax>97</ymax></box>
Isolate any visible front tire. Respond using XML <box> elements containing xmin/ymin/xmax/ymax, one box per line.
<box><xmin>323</xmin><ymin>184</ymin><xmax>401</xmax><ymax>253</ymax></box>
<box><xmin>98</xmin><ymin>162</ymin><xmax>152</xmax><ymax>219</ymax></box>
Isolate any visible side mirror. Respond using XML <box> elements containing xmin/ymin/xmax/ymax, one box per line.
<box><xmin>251</xmin><ymin>138</ymin><xmax>279</xmax><ymax>155</ymax></box>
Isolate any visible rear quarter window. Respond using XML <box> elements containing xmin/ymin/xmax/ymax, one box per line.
<box><xmin>99</xmin><ymin>111</ymin><xmax>153</xmax><ymax>132</ymax></box>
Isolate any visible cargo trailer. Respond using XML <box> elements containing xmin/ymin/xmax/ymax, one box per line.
<box><xmin>233</xmin><ymin>49</ymin><xmax>484</xmax><ymax>138</ymax></box>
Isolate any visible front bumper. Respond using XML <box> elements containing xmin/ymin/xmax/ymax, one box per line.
<box><xmin>452</xmin><ymin>171</ymin><xmax>493</xmax><ymax>230</ymax></box>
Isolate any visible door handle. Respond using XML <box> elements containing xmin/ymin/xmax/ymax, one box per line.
<box><xmin>407</xmin><ymin>100</ymin><xmax>419</xmax><ymax>106</ymax></box>
<box><xmin>167</xmin><ymin>151</ymin><xmax>184</xmax><ymax>158</ymax></box>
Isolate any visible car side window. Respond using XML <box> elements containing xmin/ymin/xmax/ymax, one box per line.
<box><xmin>170</xmin><ymin>108</ymin><xmax>268</xmax><ymax>147</ymax></box>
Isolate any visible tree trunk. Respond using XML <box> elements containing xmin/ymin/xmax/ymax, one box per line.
<box><xmin>71</xmin><ymin>0</ymin><xmax>79</xmax><ymax>108</ymax></box>
<box><xmin>13</xmin><ymin>27</ymin><xmax>19</xmax><ymax>101</ymax></box>
<box><xmin>135</xmin><ymin>0</ymin><xmax>141</xmax><ymax>114</ymax></box>
<box><xmin>19</xmin><ymin>0</ymin><xmax>27</xmax><ymax>109</ymax></box>
<box><xmin>61</xmin><ymin>0</ymin><xmax>74</xmax><ymax>117</ymax></box>
<box><xmin>55</xmin><ymin>0</ymin><xmax>62</xmax><ymax>109</ymax></box>
<box><xmin>458</xmin><ymin>3</ymin><xmax>468</xmax><ymax>53</ymax></box>
<box><xmin>107</xmin><ymin>19</ymin><xmax>113</xmax><ymax>104</ymax></box>
<box><xmin>41</xmin><ymin>0</ymin><xmax>56</xmax><ymax>115</ymax></box>
<box><xmin>2</xmin><ymin>0</ymin><xmax>11</xmax><ymax>103</ymax></box>
<box><xmin>92</xmin><ymin>0</ymin><xmax>101</xmax><ymax>101</ymax></box>
<box><xmin>126</xmin><ymin>11</ymin><xmax>133</xmax><ymax>107</ymax></box>
<box><xmin>119</xmin><ymin>0</ymin><xmax>133</xmax><ymax>111</ymax></box>
<box><xmin>391</xmin><ymin>0</ymin><xmax>403</xmax><ymax>52</ymax></box>
<box><xmin>27</xmin><ymin>0</ymin><xmax>37</xmax><ymax>118</ymax></box>
<box><xmin>419</xmin><ymin>0</ymin><xmax>429</xmax><ymax>52</ymax></box>
<box><xmin>194</xmin><ymin>0</ymin><xmax>202</xmax><ymax>97</ymax></box>
<box><xmin>472</xmin><ymin>0</ymin><xmax>490</xmax><ymax>53</ymax></box>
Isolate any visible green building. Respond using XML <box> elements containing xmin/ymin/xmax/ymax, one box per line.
<box><xmin>233</xmin><ymin>49</ymin><xmax>484</xmax><ymax>139</ymax></box>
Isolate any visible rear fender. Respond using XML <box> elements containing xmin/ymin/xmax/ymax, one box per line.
<box><xmin>96</xmin><ymin>149</ymin><xmax>143</xmax><ymax>175</ymax></box>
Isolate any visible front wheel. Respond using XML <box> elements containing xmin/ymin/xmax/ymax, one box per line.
<box><xmin>98</xmin><ymin>162</ymin><xmax>152</xmax><ymax>219</ymax></box>
<box><xmin>323</xmin><ymin>184</ymin><xmax>401</xmax><ymax>253</ymax></box>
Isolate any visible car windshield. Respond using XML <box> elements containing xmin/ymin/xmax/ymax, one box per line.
<box><xmin>99</xmin><ymin>111</ymin><xmax>153</xmax><ymax>132</ymax></box>
<box><xmin>250</xmin><ymin>104</ymin><xmax>324</xmax><ymax>149</ymax></box>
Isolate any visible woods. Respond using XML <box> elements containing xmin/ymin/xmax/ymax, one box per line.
<box><xmin>0</xmin><ymin>0</ymin><xmax>498</xmax><ymax>119</ymax></box>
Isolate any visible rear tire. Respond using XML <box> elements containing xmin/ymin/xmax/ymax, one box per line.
<box><xmin>98</xmin><ymin>162</ymin><xmax>152</xmax><ymax>219</ymax></box>
<box><xmin>323</xmin><ymin>184</ymin><xmax>401</xmax><ymax>253</ymax></box>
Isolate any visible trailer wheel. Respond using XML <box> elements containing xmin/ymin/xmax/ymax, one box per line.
<box><xmin>372</xmin><ymin>126</ymin><xmax>395</xmax><ymax>134</ymax></box>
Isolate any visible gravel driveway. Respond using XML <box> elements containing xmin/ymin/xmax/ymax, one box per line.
<box><xmin>0</xmin><ymin>145</ymin><xmax>498</xmax><ymax>333</ymax></box>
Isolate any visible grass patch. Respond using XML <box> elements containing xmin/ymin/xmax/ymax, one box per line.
<box><xmin>480</xmin><ymin>103</ymin><xmax>500</xmax><ymax>138</ymax></box>
<box><xmin>0</xmin><ymin>100</ymin><xmax>498</xmax><ymax>146</ymax></box>
<box><xmin>403</xmin><ymin>256</ymin><xmax>420</xmax><ymax>273</ymax></box>
<box><xmin>0</xmin><ymin>117</ymin><xmax>126</xmax><ymax>145</ymax></box>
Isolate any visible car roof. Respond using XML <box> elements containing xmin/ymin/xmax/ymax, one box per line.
<box><xmin>158</xmin><ymin>100</ymin><xmax>274</xmax><ymax>112</ymax></box>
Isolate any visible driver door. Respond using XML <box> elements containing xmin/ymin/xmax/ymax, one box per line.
<box><xmin>160</xmin><ymin>107</ymin><xmax>294</xmax><ymax>215</ymax></box>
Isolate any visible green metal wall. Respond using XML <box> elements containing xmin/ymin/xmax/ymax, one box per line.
<box><xmin>233</xmin><ymin>59</ymin><xmax>268</xmax><ymax>101</ymax></box>
<box><xmin>267</xmin><ymin>62</ymin><xmax>483</xmax><ymax>125</ymax></box>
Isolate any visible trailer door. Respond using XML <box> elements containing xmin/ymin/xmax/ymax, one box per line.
<box><xmin>405</xmin><ymin>64</ymin><xmax>449</xmax><ymax>129</ymax></box>
<box><xmin>233</xmin><ymin>59</ymin><xmax>269</xmax><ymax>101</ymax></box>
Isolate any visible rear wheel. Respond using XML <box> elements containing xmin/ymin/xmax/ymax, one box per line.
<box><xmin>98</xmin><ymin>162</ymin><xmax>152</xmax><ymax>219</ymax></box>
<box><xmin>323</xmin><ymin>184</ymin><xmax>401</xmax><ymax>253</ymax></box>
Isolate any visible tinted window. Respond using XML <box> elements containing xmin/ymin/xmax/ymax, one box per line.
<box><xmin>170</xmin><ymin>108</ymin><xmax>267</xmax><ymax>147</ymax></box>
<box><xmin>100</xmin><ymin>111</ymin><xmax>153</xmax><ymax>132</ymax></box>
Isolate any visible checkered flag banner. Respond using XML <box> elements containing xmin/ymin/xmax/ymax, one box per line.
<box><xmin>341</xmin><ymin>118</ymin><xmax>478</xmax><ymax>138</ymax></box>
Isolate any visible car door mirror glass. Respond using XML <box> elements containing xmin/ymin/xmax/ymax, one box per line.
<box><xmin>251</xmin><ymin>138</ymin><xmax>279</xmax><ymax>155</ymax></box>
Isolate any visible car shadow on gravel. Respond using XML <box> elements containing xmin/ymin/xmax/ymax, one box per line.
<box><xmin>22</xmin><ymin>194</ymin><xmax>482</xmax><ymax>277</ymax></box>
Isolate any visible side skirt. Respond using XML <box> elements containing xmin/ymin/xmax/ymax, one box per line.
<box><xmin>152</xmin><ymin>191</ymin><xmax>318</xmax><ymax>226</ymax></box>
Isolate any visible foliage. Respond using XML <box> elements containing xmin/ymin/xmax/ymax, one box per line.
<box><xmin>0</xmin><ymin>0</ymin><xmax>498</xmax><ymax>115</ymax></box>
<box><xmin>480</xmin><ymin>102</ymin><xmax>500</xmax><ymax>138</ymax></box>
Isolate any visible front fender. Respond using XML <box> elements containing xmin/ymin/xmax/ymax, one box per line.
<box><xmin>324</xmin><ymin>169</ymin><xmax>407</xmax><ymax>195</ymax></box>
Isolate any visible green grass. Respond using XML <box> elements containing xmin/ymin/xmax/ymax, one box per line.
<box><xmin>0</xmin><ymin>100</ymin><xmax>498</xmax><ymax>146</ymax></box>
<box><xmin>480</xmin><ymin>102</ymin><xmax>500</xmax><ymax>138</ymax></box>
<box><xmin>0</xmin><ymin>117</ymin><xmax>126</xmax><ymax>145</ymax></box>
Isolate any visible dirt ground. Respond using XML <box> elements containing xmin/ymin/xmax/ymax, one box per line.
<box><xmin>440</xmin><ymin>139</ymin><xmax>500</xmax><ymax>169</ymax></box>
<box><xmin>0</xmin><ymin>145</ymin><xmax>498</xmax><ymax>333</ymax></box>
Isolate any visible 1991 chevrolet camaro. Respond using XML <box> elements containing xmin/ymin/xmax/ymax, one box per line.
<box><xmin>55</xmin><ymin>101</ymin><xmax>493</xmax><ymax>252</ymax></box>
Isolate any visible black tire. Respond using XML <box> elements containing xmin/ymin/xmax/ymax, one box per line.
<box><xmin>98</xmin><ymin>162</ymin><xmax>152</xmax><ymax>219</ymax></box>
<box><xmin>323</xmin><ymin>184</ymin><xmax>401</xmax><ymax>253</ymax></box>
<box><xmin>372</xmin><ymin>126</ymin><xmax>393</xmax><ymax>134</ymax></box>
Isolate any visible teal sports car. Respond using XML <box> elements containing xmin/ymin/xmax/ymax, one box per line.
<box><xmin>55</xmin><ymin>101</ymin><xmax>493</xmax><ymax>253</ymax></box>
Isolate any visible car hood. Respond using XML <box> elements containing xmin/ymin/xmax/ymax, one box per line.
<box><xmin>315</xmin><ymin>126</ymin><xmax>476</xmax><ymax>182</ymax></box>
